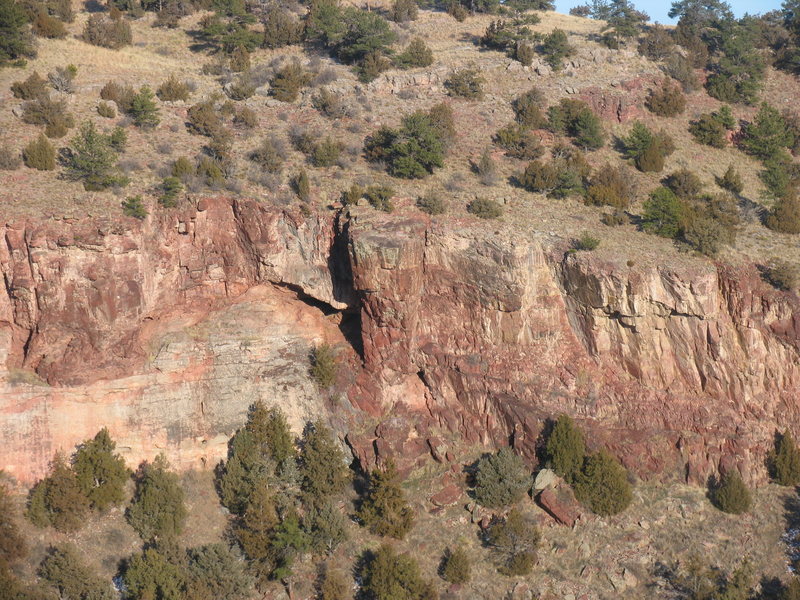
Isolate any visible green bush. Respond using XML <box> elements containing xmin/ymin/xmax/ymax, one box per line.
<box><xmin>32</xmin><ymin>9</ymin><xmax>67</xmax><ymax>38</ymax></box>
<box><xmin>390</xmin><ymin>0</ymin><xmax>418</xmax><ymax>22</ymax></box>
<box><xmin>417</xmin><ymin>193</ymin><xmax>445</xmax><ymax>215</ymax></box>
<box><xmin>97</xmin><ymin>101</ymin><xmax>116</xmax><ymax>118</ymax></box>
<box><xmin>664</xmin><ymin>53</ymin><xmax>700</xmax><ymax>92</ymax></box>
<box><xmin>360</xmin><ymin>545</ymin><xmax>437</xmax><ymax>600</ymax></box>
<box><xmin>356</xmin><ymin>50</ymin><xmax>391</xmax><ymax>83</ymax></box>
<box><xmin>262</xmin><ymin>5</ymin><xmax>303</xmax><ymax>49</ymax></box>
<box><xmin>766</xmin><ymin>193</ymin><xmax>800</xmax><ymax>234</ymax></box>
<box><xmin>574</xmin><ymin>449</ymin><xmax>633</xmax><ymax>516</ymax></box>
<box><xmin>445</xmin><ymin>68</ymin><xmax>484</xmax><ymax>100</ymax></box>
<box><xmin>156</xmin><ymin>75</ymin><xmax>190</xmax><ymax>101</ymax></box>
<box><xmin>645</xmin><ymin>79</ymin><xmax>686</xmax><ymax>117</ymax></box>
<box><xmin>716</xmin><ymin>165</ymin><xmax>743</xmax><ymax>195</ymax></box>
<box><xmin>365</xmin><ymin>184</ymin><xmax>395</xmax><ymax>212</ymax></box>
<box><xmin>441</xmin><ymin>546</ymin><xmax>471</xmax><ymax>584</ymax></box>
<box><xmin>100</xmin><ymin>80</ymin><xmax>135</xmax><ymax>112</ymax></box>
<box><xmin>270</xmin><ymin>62</ymin><xmax>311</xmax><ymax>103</ymax></box>
<box><xmin>312</xmin><ymin>137</ymin><xmax>343</xmax><ymax>167</ymax></box>
<box><xmin>126</xmin><ymin>454</ymin><xmax>187</xmax><ymax>540</ymax></box>
<box><xmin>540</xmin><ymin>28</ymin><xmax>573</xmax><ymax>70</ymax></box>
<box><xmin>641</xmin><ymin>186</ymin><xmax>684</xmax><ymax>238</ymax></box>
<box><xmin>187</xmin><ymin>543</ymin><xmax>254</xmax><ymax>600</ymax></box>
<box><xmin>293</xmin><ymin>168</ymin><xmax>311</xmax><ymax>201</ymax></box>
<box><xmin>22</xmin><ymin>134</ymin><xmax>55</xmax><ymax>170</ymax></box>
<box><xmin>82</xmin><ymin>13</ymin><xmax>132</xmax><ymax>49</ymax></box>
<box><xmin>711</xmin><ymin>470</ymin><xmax>751</xmax><ymax>514</ymax></box>
<box><xmin>512</xmin><ymin>87</ymin><xmax>545</xmax><ymax>128</ymax></box>
<box><xmin>621</xmin><ymin>121</ymin><xmax>673</xmax><ymax>172</ymax></box>
<box><xmin>122</xmin><ymin>195</ymin><xmax>147</xmax><ymax>219</ymax></box>
<box><xmin>547</xmin><ymin>98</ymin><xmax>604</xmax><ymax>150</ymax></box>
<box><xmin>364</xmin><ymin>109</ymin><xmax>447</xmax><ymax>179</ymax></box>
<box><xmin>159</xmin><ymin>176</ymin><xmax>182</xmax><ymax>207</ymax></box>
<box><xmin>574</xmin><ymin>231</ymin><xmax>600</xmax><ymax>250</ymax></box>
<box><xmin>485</xmin><ymin>508</ymin><xmax>540</xmax><ymax>576</ymax></box>
<box><xmin>585</xmin><ymin>164</ymin><xmax>634</xmax><ymax>209</ymax></box>
<box><xmin>21</xmin><ymin>94</ymin><xmax>75</xmax><ymax>138</ymax></box>
<box><xmin>187</xmin><ymin>100</ymin><xmax>223</xmax><ymax>137</ymax></box>
<box><xmin>494</xmin><ymin>123</ymin><xmax>544</xmax><ymax>160</ymax></box>
<box><xmin>310</xmin><ymin>343</ymin><xmax>338</xmax><ymax>387</ymax></box>
<box><xmin>11</xmin><ymin>71</ymin><xmax>47</xmax><ymax>99</ymax></box>
<box><xmin>122</xmin><ymin>543</ymin><xmax>187</xmax><ymax>600</ymax></box>
<box><xmin>468</xmin><ymin>197</ymin><xmax>502</xmax><ymax>219</ymax></box>
<box><xmin>109</xmin><ymin>126</ymin><xmax>126</xmax><ymax>152</ymax></box>
<box><xmin>770</xmin><ymin>430</ymin><xmax>800</xmax><ymax>486</ymax></box>
<box><xmin>519</xmin><ymin>151</ymin><xmax>588</xmax><ymax>199</ymax></box>
<box><xmin>0</xmin><ymin>0</ymin><xmax>36</xmax><ymax>66</ymax></box>
<box><xmin>544</xmin><ymin>414</ymin><xmax>585</xmax><ymax>483</ymax></box>
<box><xmin>357</xmin><ymin>460</ymin><xmax>415</xmax><ymax>539</ymax></box>
<box><xmin>665</xmin><ymin>169</ymin><xmax>703</xmax><ymax>199</ymax></box>
<box><xmin>395</xmin><ymin>37</ymin><xmax>433</xmax><ymax>69</ymax></box>
<box><xmin>341</xmin><ymin>183</ymin><xmax>363</xmax><ymax>206</ymax></box>
<box><xmin>476</xmin><ymin>148</ymin><xmax>499</xmax><ymax>186</ymax></box>
<box><xmin>689</xmin><ymin>113</ymin><xmax>728</xmax><ymax>148</ymax></box>
<box><xmin>473</xmin><ymin>447</ymin><xmax>531</xmax><ymax>508</ymax></box>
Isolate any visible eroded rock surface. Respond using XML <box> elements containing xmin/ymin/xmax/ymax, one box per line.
<box><xmin>2</xmin><ymin>198</ymin><xmax>799</xmax><ymax>485</ymax></box>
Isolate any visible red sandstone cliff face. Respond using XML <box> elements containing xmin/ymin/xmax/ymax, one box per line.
<box><xmin>2</xmin><ymin>198</ymin><xmax>798</xmax><ymax>486</ymax></box>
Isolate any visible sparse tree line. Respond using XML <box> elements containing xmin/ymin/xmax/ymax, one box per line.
<box><xmin>2</xmin><ymin>405</ymin><xmax>799</xmax><ymax>599</ymax></box>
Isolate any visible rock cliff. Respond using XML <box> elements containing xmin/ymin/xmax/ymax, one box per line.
<box><xmin>2</xmin><ymin>197</ymin><xmax>798</xmax><ymax>485</ymax></box>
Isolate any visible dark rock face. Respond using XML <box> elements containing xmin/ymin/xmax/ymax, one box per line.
<box><xmin>2</xmin><ymin>199</ymin><xmax>799</xmax><ymax>485</ymax></box>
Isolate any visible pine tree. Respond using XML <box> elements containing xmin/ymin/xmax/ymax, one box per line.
<box><xmin>126</xmin><ymin>454</ymin><xmax>187</xmax><ymax>540</ymax></box>
<box><xmin>772</xmin><ymin>430</ymin><xmax>800</xmax><ymax>486</ymax></box>
<box><xmin>299</xmin><ymin>420</ymin><xmax>350</xmax><ymax>505</ymax></box>
<box><xmin>544</xmin><ymin>414</ymin><xmax>586</xmax><ymax>484</ymax></box>
<box><xmin>73</xmin><ymin>427</ymin><xmax>130</xmax><ymax>511</ymax></box>
<box><xmin>122</xmin><ymin>544</ymin><xmax>187</xmax><ymax>600</ymax></box>
<box><xmin>305</xmin><ymin>501</ymin><xmax>347</xmax><ymax>555</ymax></box>
<box><xmin>234</xmin><ymin>481</ymin><xmax>278</xmax><ymax>583</ymax></box>
<box><xmin>740</xmin><ymin>103</ymin><xmax>793</xmax><ymax>161</ymax></box>
<box><xmin>712</xmin><ymin>470</ymin><xmax>752</xmax><ymax>514</ymax></box>
<box><xmin>473</xmin><ymin>447</ymin><xmax>531</xmax><ymax>508</ymax></box>
<box><xmin>573</xmin><ymin>449</ymin><xmax>633</xmax><ymax>516</ymax></box>
<box><xmin>186</xmin><ymin>543</ymin><xmax>254</xmax><ymax>600</ymax></box>
<box><xmin>357</xmin><ymin>460</ymin><xmax>415</xmax><ymax>539</ymax></box>
<box><xmin>129</xmin><ymin>86</ymin><xmax>160</xmax><ymax>129</ymax></box>
<box><xmin>0</xmin><ymin>0</ymin><xmax>36</xmax><ymax>65</ymax></box>
<box><xmin>66</xmin><ymin>121</ymin><xmax>119</xmax><ymax>190</ymax></box>
<box><xmin>39</xmin><ymin>543</ymin><xmax>113</xmax><ymax>600</ymax></box>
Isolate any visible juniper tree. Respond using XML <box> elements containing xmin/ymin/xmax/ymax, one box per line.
<box><xmin>299</xmin><ymin>420</ymin><xmax>350</xmax><ymax>505</ymax></box>
<box><xmin>473</xmin><ymin>447</ymin><xmax>531</xmax><ymax>508</ymax></box>
<box><xmin>544</xmin><ymin>414</ymin><xmax>585</xmax><ymax>483</ymax></box>
<box><xmin>26</xmin><ymin>453</ymin><xmax>90</xmax><ymax>533</ymax></box>
<box><xmin>573</xmin><ymin>449</ymin><xmax>633</xmax><ymax>516</ymax></box>
<box><xmin>357</xmin><ymin>459</ymin><xmax>414</xmax><ymax>539</ymax></box>
<box><xmin>73</xmin><ymin>427</ymin><xmax>130</xmax><ymax>511</ymax></box>
<box><xmin>711</xmin><ymin>469</ymin><xmax>752</xmax><ymax>514</ymax></box>
<box><xmin>771</xmin><ymin>430</ymin><xmax>800</xmax><ymax>486</ymax></box>
<box><xmin>126</xmin><ymin>454</ymin><xmax>187</xmax><ymax>540</ymax></box>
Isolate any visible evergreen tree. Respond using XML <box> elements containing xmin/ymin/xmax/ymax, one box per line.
<box><xmin>266</xmin><ymin>511</ymin><xmax>309</xmax><ymax>581</ymax></box>
<box><xmin>0</xmin><ymin>0</ymin><xmax>36</xmax><ymax>66</ymax></box>
<box><xmin>357</xmin><ymin>460</ymin><xmax>415</xmax><ymax>539</ymax></box>
<box><xmin>122</xmin><ymin>544</ymin><xmax>187</xmax><ymax>600</ymax></box>
<box><xmin>360</xmin><ymin>544</ymin><xmax>437</xmax><ymax>600</ymax></box>
<box><xmin>129</xmin><ymin>86</ymin><xmax>160</xmax><ymax>129</ymax></box>
<box><xmin>642</xmin><ymin>187</ymin><xmax>685</xmax><ymax>238</ymax></box>
<box><xmin>740</xmin><ymin>103</ymin><xmax>793</xmax><ymax>160</ymax></box>
<box><xmin>473</xmin><ymin>447</ymin><xmax>531</xmax><ymax>508</ymax></box>
<box><xmin>66</xmin><ymin>121</ymin><xmax>120</xmax><ymax>190</ymax></box>
<box><xmin>718</xmin><ymin>165</ymin><xmax>744</xmax><ymax>194</ymax></box>
<box><xmin>234</xmin><ymin>481</ymin><xmax>278</xmax><ymax>583</ymax></box>
<box><xmin>73</xmin><ymin>427</ymin><xmax>130</xmax><ymax>511</ymax></box>
<box><xmin>299</xmin><ymin>421</ymin><xmax>350</xmax><ymax>505</ymax></box>
<box><xmin>126</xmin><ymin>454</ymin><xmax>187</xmax><ymax>540</ymax></box>
<box><xmin>771</xmin><ymin>430</ymin><xmax>800</xmax><ymax>486</ymax></box>
<box><xmin>573</xmin><ymin>449</ymin><xmax>633</xmax><ymax>516</ymax></box>
<box><xmin>304</xmin><ymin>501</ymin><xmax>348</xmax><ymax>555</ymax></box>
<box><xmin>712</xmin><ymin>470</ymin><xmax>751</xmax><ymax>514</ymax></box>
<box><xmin>39</xmin><ymin>544</ymin><xmax>113</xmax><ymax>600</ymax></box>
<box><xmin>186</xmin><ymin>544</ymin><xmax>253</xmax><ymax>600</ymax></box>
<box><xmin>26</xmin><ymin>453</ymin><xmax>90</xmax><ymax>533</ymax></box>
<box><xmin>544</xmin><ymin>414</ymin><xmax>586</xmax><ymax>484</ymax></box>
<box><xmin>603</xmin><ymin>0</ymin><xmax>648</xmax><ymax>45</ymax></box>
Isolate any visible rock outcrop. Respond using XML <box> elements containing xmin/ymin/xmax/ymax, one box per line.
<box><xmin>2</xmin><ymin>198</ymin><xmax>798</xmax><ymax>486</ymax></box>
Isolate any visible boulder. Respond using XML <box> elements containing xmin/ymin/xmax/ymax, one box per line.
<box><xmin>537</xmin><ymin>487</ymin><xmax>581</xmax><ymax>527</ymax></box>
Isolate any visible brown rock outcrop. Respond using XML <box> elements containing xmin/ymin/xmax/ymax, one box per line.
<box><xmin>2</xmin><ymin>199</ymin><xmax>799</xmax><ymax>487</ymax></box>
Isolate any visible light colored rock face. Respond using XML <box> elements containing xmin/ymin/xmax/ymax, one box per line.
<box><xmin>2</xmin><ymin>200</ymin><xmax>799</xmax><ymax>486</ymax></box>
